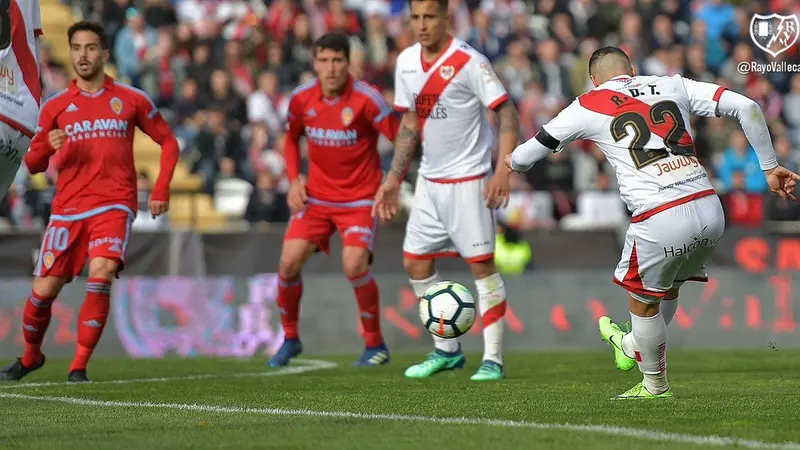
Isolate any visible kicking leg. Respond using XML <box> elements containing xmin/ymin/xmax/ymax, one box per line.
<box><xmin>468</xmin><ymin>259</ymin><xmax>506</xmax><ymax>381</ymax></box>
<box><xmin>601</xmin><ymin>288</ymin><xmax>679</xmax><ymax>372</ymax></box>
<box><xmin>343</xmin><ymin>246</ymin><xmax>389</xmax><ymax>366</ymax></box>
<box><xmin>0</xmin><ymin>276</ymin><xmax>66</xmax><ymax>381</ymax></box>
<box><xmin>269</xmin><ymin>239</ymin><xmax>316</xmax><ymax>367</ymax></box>
<box><xmin>403</xmin><ymin>257</ymin><xmax>465</xmax><ymax>379</ymax></box>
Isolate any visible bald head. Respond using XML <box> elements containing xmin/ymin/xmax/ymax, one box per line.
<box><xmin>588</xmin><ymin>46</ymin><xmax>634</xmax><ymax>86</ymax></box>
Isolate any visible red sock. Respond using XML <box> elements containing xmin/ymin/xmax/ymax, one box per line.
<box><xmin>277</xmin><ymin>276</ymin><xmax>303</xmax><ymax>340</ymax></box>
<box><xmin>69</xmin><ymin>278</ymin><xmax>111</xmax><ymax>372</ymax></box>
<box><xmin>21</xmin><ymin>291</ymin><xmax>55</xmax><ymax>367</ymax></box>
<box><xmin>349</xmin><ymin>272</ymin><xmax>383</xmax><ymax>348</ymax></box>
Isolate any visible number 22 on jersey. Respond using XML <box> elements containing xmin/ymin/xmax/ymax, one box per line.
<box><xmin>609</xmin><ymin>98</ymin><xmax>695</xmax><ymax>170</ymax></box>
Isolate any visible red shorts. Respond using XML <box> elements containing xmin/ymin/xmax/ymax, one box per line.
<box><xmin>34</xmin><ymin>208</ymin><xmax>134</xmax><ymax>281</ymax></box>
<box><xmin>284</xmin><ymin>199</ymin><xmax>378</xmax><ymax>254</ymax></box>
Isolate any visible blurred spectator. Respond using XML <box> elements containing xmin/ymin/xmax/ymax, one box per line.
<box><xmin>715</xmin><ymin>130</ymin><xmax>768</xmax><ymax>193</ymax></box>
<box><xmin>722</xmin><ymin>171</ymin><xmax>764</xmax><ymax>227</ymax></box>
<box><xmin>191</xmin><ymin>108</ymin><xmax>249</xmax><ymax>195</ymax></box>
<box><xmin>561</xmin><ymin>171</ymin><xmax>626</xmax><ymax>230</ymax></box>
<box><xmin>244</xmin><ymin>171</ymin><xmax>290</xmax><ymax>227</ymax></box>
<box><xmin>247</xmin><ymin>71</ymin><xmax>283</xmax><ymax>134</ymax></box>
<box><xmin>783</xmin><ymin>74</ymin><xmax>800</xmax><ymax>147</ymax></box>
<box><xmin>113</xmin><ymin>8</ymin><xmax>157</xmax><ymax>86</ymax></box>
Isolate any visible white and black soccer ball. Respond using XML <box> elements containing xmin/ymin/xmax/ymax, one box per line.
<box><xmin>419</xmin><ymin>281</ymin><xmax>477</xmax><ymax>339</ymax></box>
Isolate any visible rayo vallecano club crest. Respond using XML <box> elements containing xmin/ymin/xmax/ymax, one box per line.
<box><xmin>439</xmin><ymin>65</ymin><xmax>455</xmax><ymax>80</ymax></box>
<box><xmin>750</xmin><ymin>13</ymin><xmax>800</xmax><ymax>58</ymax></box>
<box><xmin>341</xmin><ymin>107</ymin><xmax>353</xmax><ymax>126</ymax></box>
<box><xmin>109</xmin><ymin>97</ymin><xmax>123</xmax><ymax>115</ymax></box>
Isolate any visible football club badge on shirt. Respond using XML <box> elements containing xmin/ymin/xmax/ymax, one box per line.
<box><xmin>341</xmin><ymin>107</ymin><xmax>354</xmax><ymax>126</ymax></box>
<box><xmin>439</xmin><ymin>65</ymin><xmax>455</xmax><ymax>80</ymax></box>
<box><xmin>43</xmin><ymin>251</ymin><xmax>54</xmax><ymax>269</ymax></box>
<box><xmin>110</xmin><ymin>97</ymin><xmax>123</xmax><ymax>115</ymax></box>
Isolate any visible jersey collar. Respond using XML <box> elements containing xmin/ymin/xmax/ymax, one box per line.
<box><xmin>610</xmin><ymin>75</ymin><xmax>632</xmax><ymax>81</ymax></box>
<box><xmin>420</xmin><ymin>35</ymin><xmax>454</xmax><ymax>73</ymax></box>
<box><xmin>69</xmin><ymin>74</ymin><xmax>116</xmax><ymax>96</ymax></box>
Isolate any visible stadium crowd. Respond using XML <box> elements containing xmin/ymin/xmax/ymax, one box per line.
<box><xmin>3</xmin><ymin>0</ymin><xmax>800</xmax><ymax>231</ymax></box>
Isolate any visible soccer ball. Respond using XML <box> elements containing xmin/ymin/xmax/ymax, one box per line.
<box><xmin>419</xmin><ymin>281</ymin><xmax>477</xmax><ymax>339</ymax></box>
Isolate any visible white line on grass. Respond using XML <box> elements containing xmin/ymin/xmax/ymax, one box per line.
<box><xmin>0</xmin><ymin>358</ymin><xmax>337</xmax><ymax>390</ymax></box>
<box><xmin>1</xmin><ymin>391</ymin><xmax>798</xmax><ymax>450</ymax></box>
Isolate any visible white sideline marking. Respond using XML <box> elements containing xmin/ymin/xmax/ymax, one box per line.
<box><xmin>0</xmin><ymin>359</ymin><xmax>337</xmax><ymax>390</ymax></box>
<box><xmin>1</xmin><ymin>391</ymin><xmax>798</xmax><ymax>449</ymax></box>
<box><xmin>2</xmin><ymin>360</ymin><xmax>797</xmax><ymax>450</ymax></box>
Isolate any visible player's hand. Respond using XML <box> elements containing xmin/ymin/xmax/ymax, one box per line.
<box><xmin>149</xmin><ymin>199</ymin><xmax>169</xmax><ymax>217</ymax></box>
<box><xmin>484</xmin><ymin>169</ymin><xmax>511</xmax><ymax>209</ymax></box>
<box><xmin>504</xmin><ymin>154</ymin><xmax>517</xmax><ymax>173</ymax></box>
<box><xmin>48</xmin><ymin>129</ymin><xmax>66</xmax><ymax>150</ymax></box>
<box><xmin>287</xmin><ymin>179</ymin><xmax>308</xmax><ymax>213</ymax></box>
<box><xmin>765</xmin><ymin>165</ymin><xmax>800</xmax><ymax>200</ymax></box>
<box><xmin>372</xmin><ymin>177</ymin><xmax>400</xmax><ymax>223</ymax></box>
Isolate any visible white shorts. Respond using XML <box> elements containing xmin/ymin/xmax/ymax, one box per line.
<box><xmin>0</xmin><ymin>122</ymin><xmax>30</xmax><ymax>201</ymax></box>
<box><xmin>614</xmin><ymin>192</ymin><xmax>725</xmax><ymax>303</ymax></box>
<box><xmin>403</xmin><ymin>174</ymin><xmax>495</xmax><ymax>263</ymax></box>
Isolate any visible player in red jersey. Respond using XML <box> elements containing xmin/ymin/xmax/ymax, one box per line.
<box><xmin>0</xmin><ymin>21</ymin><xmax>179</xmax><ymax>383</ymax></box>
<box><xmin>269</xmin><ymin>32</ymin><xmax>399</xmax><ymax>367</ymax></box>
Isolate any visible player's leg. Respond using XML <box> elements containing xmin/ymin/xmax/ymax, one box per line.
<box><xmin>0</xmin><ymin>220</ymin><xmax>81</xmax><ymax>381</ymax></box>
<box><xmin>449</xmin><ymin>177</ymin><xmax>506</xmax><ymax>381</ymax></box>
<box><xmin>270</xmin><ymin>207</ymin><xmax>332</xmax><ymax>367</ymax></box>
<box><xmin>68</xmin><ymin>211</ymin><xmax>134</xmax><ymax>382</ymax></box>
<box><xmin>615</xmin><ymin>196</ymin><xmax>725</xmax><ymax>372</ymax></box>
<box><xmin>335</xmin><ymin>208</ymin><xmax>389</xmax><ymax>366</ymax></box>
<box><xmin>402</xmin><ymin>178</ymin><xmax>465</xmax><ymax>378</ymax></box>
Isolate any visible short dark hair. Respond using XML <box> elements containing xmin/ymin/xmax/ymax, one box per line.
<box><xmin>67</xmin><ymin>21</ymin><xmax>109</xmax><ymax>49</ymax></box>
<box><xmin>313</xmin><ymin>32</ymin><xmax>350</xmax><ymax>61</ymax></box>
<box><xmin>407</xmin><ymin>0</ymin><xmax>449</xmax><ymax>12</ymax></box>
<box><xmin>588</xmin><ymin>46</ymin><xmax>631</xmax><ymax>75</ymax></box>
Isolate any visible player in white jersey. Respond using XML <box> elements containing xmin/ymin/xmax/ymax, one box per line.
<box><xmin>508</xmin><ymin>47</ymin><xmax>800</xmax><ymax>399</ymax></box>
<box><xmin>0</xmin><ymin>0</ymin><xmax>42</xmax><ymax>200</ymax></box>
<box><xmin>373</xmin><ymin>0</ymin><xmax>520</xmax><ymax>381</ymax></box>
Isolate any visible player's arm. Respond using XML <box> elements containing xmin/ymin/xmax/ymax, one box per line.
<box><xmin>283</xmin><ymin>93</ymin><xmax>309</xmax><ymax>212</ymax></box>
<box><xmin>283</xmin><ymin>95</ymin><xmax>305</xmax><ymax>184</ymax></box>
<box><xmin>386</xmin><ymin>111</ymin><xmax>419</xmax><ymax>183</ymax></box>
<box><xmin>509</xmin><ymin>100</ymin><xmax>586</xmax><ymax>172</ymax></box>
<box><xmin>135</xmin><ymin>92</ymin><xmax>179</xmax><ymax>206</ymax></box>
<box><xmin>385</xmin><ymin>68</ymin><xmax>418</xmax><ymax>184</ymax></box>
<box><xmin>682</xmin><ymin>77</ymin><xmax>779</xmax><ymax>172</ymax></box>
<box><xmin>468</xmin><ymin>56</ymin><xmax>519</xmax><ymax>172</ymax></box>
<box><xmin>24</xmin><ymin>105</ymin><xmax>59</xmax><ymax>174</ymax></box>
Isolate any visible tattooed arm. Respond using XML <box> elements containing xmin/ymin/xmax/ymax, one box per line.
<box><xmin>387</xmin><ymin>111</ymin><xmax>421</xmax><ymax>183</ymax></box>
<box><xmin>493</xmin><ymin>100</ymin><xmax>520</xmax><ymax>175</ymax></box>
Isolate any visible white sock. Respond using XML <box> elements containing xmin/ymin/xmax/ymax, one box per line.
<box><xmin>410</xmin><ymin>273</ymin><xmax>459</xmax><ymax>354</ymax></box>
<box><xmin>475</xmin><ymin>273</ymin><xmax>506</xmax><ymax>365</ymax></box>
<box><xmin>630</xmin><ymin>312</ymin><xmax>669</xmax><ymax>394</ymax></box>
<box><xmin>622</xmin><ymin>299</ymin><xmax>678</xmax><ymax>359</ymax></box>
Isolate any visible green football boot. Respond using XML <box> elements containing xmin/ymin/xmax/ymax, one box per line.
<box><xmin>404</xmin><ymin>348</ymin><xmax>465</xmax><ymax>379</ymax></box>
<box><xmin>614</xmin><ymin>380</ymin><xmax>673</xmax><ymax>399</ymax></box>
<box><xmin>598</xmin><ymin>316</ymin><xmax>636</xmax><ymax>371</ymax></box>
<box><xmin>470</xmin><ymin>360</ymin><xmax>504</xmax><ymax>381</ymax></box>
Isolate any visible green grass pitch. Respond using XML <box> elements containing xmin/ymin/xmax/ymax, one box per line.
<box><xmin>1</xmin><ymin>350</ymin><xmax>799</xmax><ymax>450</ymax></box>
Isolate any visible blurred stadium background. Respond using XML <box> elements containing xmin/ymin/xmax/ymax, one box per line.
<box><xmin>0</xmin><ymin>0</ymin><xmax>798</xmax><ymax>357</ymax></box>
